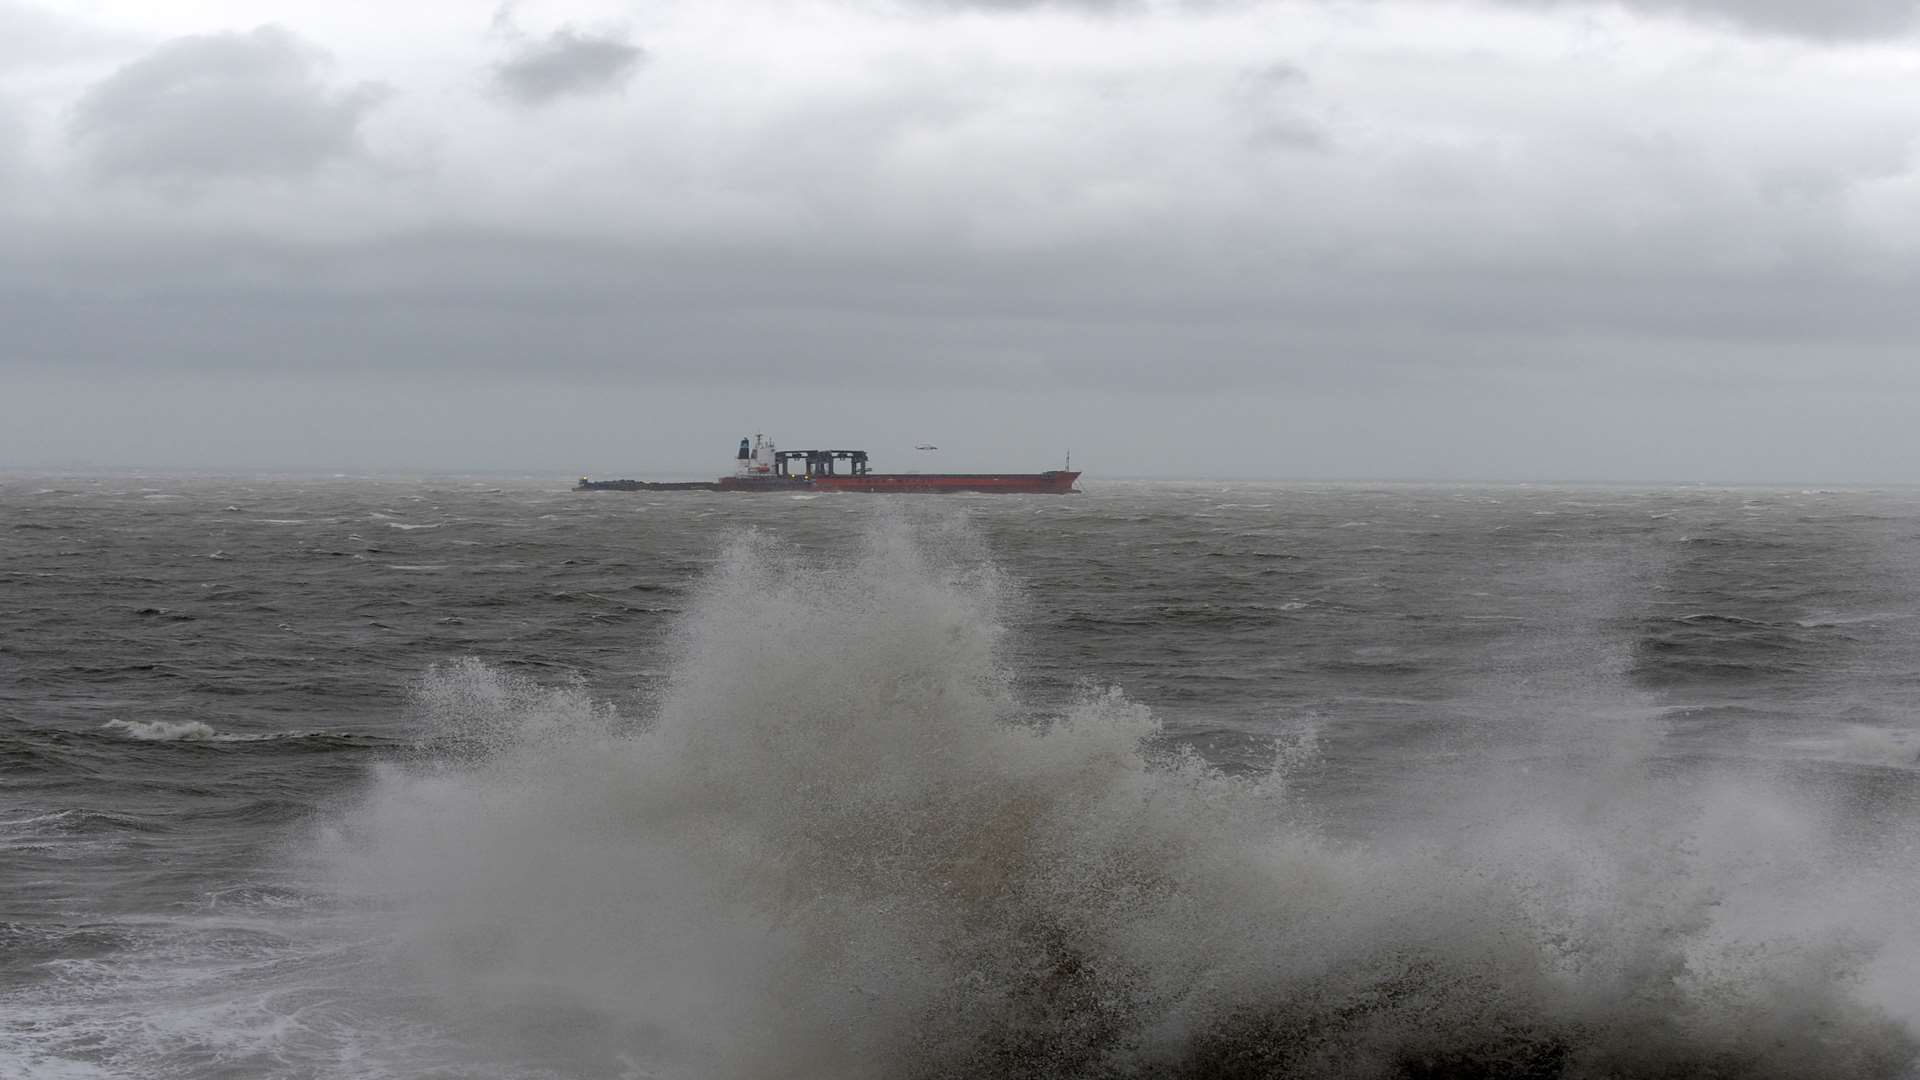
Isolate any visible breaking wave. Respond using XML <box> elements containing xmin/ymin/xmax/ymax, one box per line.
<box><xmin>98</xmin><ymin>719</ymin><xmax>326</xmax><ymax>744</ymax></box>
<box><xmin>101</xmin><ymin>719</ymin><xmax>222</xmax><ymax>742</ymax></box>
<box><xmin>316</xmin><ymin>517</ymin><xmax>1920</xmax><ymax>1079</ymax></box>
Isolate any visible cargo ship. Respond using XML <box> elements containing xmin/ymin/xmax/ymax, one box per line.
<box><xmin>577</xmin><ymin>435</ymin><xmax>1081</xmax><ymax>494</ymax></box>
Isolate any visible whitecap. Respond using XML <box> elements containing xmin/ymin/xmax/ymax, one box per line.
<box><xmin>101</xmin><ymin>719</ymin><xmax>220</xmax><ymax>741</ymax></box>
<box><xmin>99</xmin><ymin>719</ymin><xmax>305</xmax><ymax>743</ymax></box>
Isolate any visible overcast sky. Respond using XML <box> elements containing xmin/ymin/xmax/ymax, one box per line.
<box><xmin>4</xmin><ymin>0</ymin><xmax>1920</xmax><ymax>480</ymax></box>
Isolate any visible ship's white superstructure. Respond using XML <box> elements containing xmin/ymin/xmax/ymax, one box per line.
<box><xmin>736</xmin><ymin>434</ymin><xmax>777</xmax><ymax>476</ymax></box>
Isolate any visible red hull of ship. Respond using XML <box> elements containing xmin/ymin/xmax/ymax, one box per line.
<box><xmin>809</xmin><ymin>471</ymin><xmax>1080</xmax><ymax>494</ymax></box>
<box><xmin>579</xmin><ymin>471</ymin><xmax>1082</xmax><ymax>493</ymax></box>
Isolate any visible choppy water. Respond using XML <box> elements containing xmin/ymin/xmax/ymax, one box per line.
<box><xmin>4</xmin><ymin>476</ymin><xmax>1920</xmax><ymax>1079</ymax></box>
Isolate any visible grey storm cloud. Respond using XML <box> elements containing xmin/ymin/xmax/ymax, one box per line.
<box><xmin>0</xmin><ymin>102</ymin><xmax>18</xmax><ymax>183</ymax></box>
<box><xmin>925</xmin><ymin>0</ymin><xmax>1920</xmax><ymax>39</ymax></box>
<box><xmin>917</xmin><ymin>0</ymin><xmax>1141</xmax><ymax>9</ymax></box>
<box><xmin>490</xmin><ymin>16</ymin><xmax>646</xmax><ymax>107</ymax></box>
<box><xmin>1506</xmin><ymin>0</ymin><xmax>1919</xmax><ymax>38</ymax></box>
<box><xmin>70</xmin><ymin>26</ymin><xmax>388</xmax><ymax>181</ymax></box>
<box><xmin>1231</xmin><ymin>62</ymin><xmax>1326</xmax><ymax>152</ymax></box>
<box><xmin>1</xmin><ymin>1</ymin><xmax>90</xmax><ymax>65</ymax></box>
<box><xmin>9</xmin><ymin>0</ymin><xmax>1920</xmax><ymax>479</ymax></box>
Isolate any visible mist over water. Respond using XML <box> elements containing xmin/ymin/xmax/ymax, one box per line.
<box><xmin>5</xmin><ymin>479</ymin><xmax>1920</xmax><ymax>1077</ymax></box>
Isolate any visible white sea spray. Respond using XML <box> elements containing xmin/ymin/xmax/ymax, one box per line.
<box><xmin>316</xmin><ymin>516</ymin><xmax>1920</xmax><ymax>1080</ymax></box>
